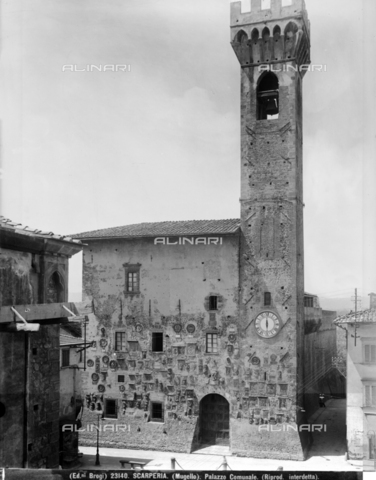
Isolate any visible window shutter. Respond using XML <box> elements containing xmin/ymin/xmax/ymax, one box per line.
<box><xmin>371</xmin><ymin>345</ymin><xmax>376</xmax><ymax>363</ymax></box>
<box><xmin>365</xmin><ymin>385</ymin><xmax>371</xmax><ymax>406</ymax></box>
<box><xmin>372</xmin><ymin>386</ymin><xmax>376</xmax><ymax>406</ymax></box>
<box><xmin>365</xmin><ymin>345</ymin><xmax>370</xmax><ymax>362</ymax></box>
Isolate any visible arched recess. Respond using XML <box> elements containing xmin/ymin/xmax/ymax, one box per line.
<box><xmin>46</xmin><ymin>271</ymin><xmax>65</xmax><ymax>303</ymax></box>
<box><xmin>262</xmin><ymin>27</ymin><xmax>272</xmax><ymax>62</ymax></box>
<box><xmin>262</xmin><ymin>27</ymin><xmax>270</xmax><ymax>41</ymax></box>
<box><xmin>273</xmin><ymin>25</ymin><xmax>283</xmax><ymax>60</ymax></box>
<box><xmin>199</xmin><ymin>393</ymin><xmax>230</xmax><ymax>446</ymax></box>
<box><xmin>257</xmin><ymin>72</ymin><xmax>279</xmax><ymax>120</ymax></box>
<box><xmin>284</xmin><ymin>21</ymin><xmax>299</xmax><ymax>59</ymax></box>
<box><xmin>236</xmin><ymin>29</ymin><xmax>248</xmax><ymax>44</ymax></box>
<box><xmin>235</xmin><ymin>30</ymin><xmax>250</xmax><ymax>64</ymax></box>
<box><xmin>251</xmin><ymin>29</ymin><xmax>261</xmax><ymax>64</ymax></box>
<box><xmin>251</xmin><ymin>28</ymin><xmax>259</xmax><ymax>43</ymax></box>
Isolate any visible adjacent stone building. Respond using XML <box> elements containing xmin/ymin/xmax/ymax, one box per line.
<box><xmin>0</xmin><ymin>217</ymin><xmax>82</xmax><ymax>468</ymax></box>
<box><xmin>72</xmin><ymin>0</ymin><xmax>314</xmax><ymax>460</ymax></box>
<box><xmin>334</xmin><ymin>298</ymin><xmax>376</xmax><ymax>465</ymax></box>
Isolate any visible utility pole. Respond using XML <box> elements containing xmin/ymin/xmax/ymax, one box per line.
<box><xmin>351</xmin><ymin>288</ymin><xmax>361</xmax><ymax>346</ymax></box>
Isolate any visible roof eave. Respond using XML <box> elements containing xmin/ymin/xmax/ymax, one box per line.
<box><xmin>72</xmin><ymin>230</ymin><xmax>241</xmax><ymax>242</ymax></box>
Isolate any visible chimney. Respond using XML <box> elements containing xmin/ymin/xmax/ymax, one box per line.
<box><xmin>369</xmin><ymin>292</ymin><xmax>376</xmax><ymax>310</ymax></box>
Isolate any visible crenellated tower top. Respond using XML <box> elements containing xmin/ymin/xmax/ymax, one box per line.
<box><xmin>231</xmin><ymin>0</ymin><xmax>310</xmax><ymax>71</ymax></box>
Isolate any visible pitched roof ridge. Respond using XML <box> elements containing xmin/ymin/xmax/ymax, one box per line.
<box><xmin>71</xmin><ymin>218</ymin><xmax>241</xmax><ymax>239</ymax></box>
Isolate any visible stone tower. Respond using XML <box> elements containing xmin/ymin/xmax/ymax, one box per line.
<box><xmin>230</xmin><ymin>0</ymin><xmax>311</xmax><ymax>459</ymax></box>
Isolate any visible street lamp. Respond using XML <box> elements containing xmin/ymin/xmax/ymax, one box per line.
<box><xmin>95</xmin><ymin>406</ymin><xmax>104</xmax><ymax>466</ymax></box>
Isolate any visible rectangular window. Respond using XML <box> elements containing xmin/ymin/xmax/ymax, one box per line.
<box><xmin>124</xmin><ymin>264</ymin><xmax>141</xmax><ymax>293</ymax></box>
<box><xmin>206</xmin><ymin>333</ymin><xmax>218</xmax><ymax>354</ymax></box>
<box><xmin>117</xmin><ymin>375</ymin><xmax>125</xmax><ymax>383</ymax></box>
<box><xmin>127</xmin><ymin>272</ymin><xmax>139</xmax><ymax>292</ymax></box>
<box><xmin>304</xmin><ymin>296</ymin><xmax>314</xmax><ymax>307</ymax></box>
<box><xmin>62</xmin><ymin>349</ymin><xmax>70</xmax><ymax>367</ymax></box>
<box><xmin>264</xmin><ymin>292</ymin><xmax>271</xmax><ymax>306</ymax></box>
<box><xmin>115</xmin><ymin>332</ymin><xmax>126</xmax><ymax>352</ymax></box>
<box><xmin>152</xmin><ymin>332</ymin><xmax>163</xmax><ymax>352</ymax></box>
<box><xmin>150</xmin><ymin>402</ymin><xmax>164</xmax><ymax>422</ymax></box>
<box><xmin>209</xmin><ymin>296</ymin><xmax>218</xmax><ymax>311</ymax></box>
<box><xmin>365</xmin><ymin>345</ymin><xmax>376</xmax><ymax>363</ymax></box>
<box><xmin>105</xmin><ymin>399</ymin><xmax>117</xmax><ymax>418</ymax></box>
<box><xmin>365</xmin><ymin>385</ymin><xmax>376</xmax><ymax>407</ymax></box>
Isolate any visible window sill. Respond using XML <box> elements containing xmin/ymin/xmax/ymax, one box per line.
<box><xmin>148</xmin><ymin>420</ymin><xmax>165</xmax><ymax>424</ymax></box>
<box><xmin>205</xmin><ymin>352</ymin><xmax>219</xmax><ymax>356</ymax></box>
<box><xmin>124</xmin><ymin>292</ymin><xmax>140</xmax><ymax>296</ymax></box>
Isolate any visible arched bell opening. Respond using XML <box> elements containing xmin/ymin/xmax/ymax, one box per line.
<box><xmin>199</xmin><ymin>394</ymin><xmax>230</xmax><ymax>446</ymax></box>
<box><xmin>257</xmin><ymin>72</ymin><xmax>279</xmax><ymax>120</ymax></box>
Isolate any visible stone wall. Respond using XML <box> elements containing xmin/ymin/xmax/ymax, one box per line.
<box><xmin>28</xmin><ymin>325</ymin><xmax>60</xmax><ymax>468</ymax></box>
<box><xmin>79</xmin><ymin>235</ymin><xmax>240</xmax><ymax>453</ymax></box>
<box><xmin>80</xmin><ymin>408</ymin><xmax>197</xmax><ymax>453</ymax></box>
<box><xmin>0</xmin><ymin>247</ymin><xmax>68</xmax><ymax>468</ymax></box>
<box><xmin>233</xmin><ymin>2</ymin><xmax>310</xmax><ymax>458</ymax></box>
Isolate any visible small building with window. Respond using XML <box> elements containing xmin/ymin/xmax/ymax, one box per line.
<box><xmin>334</xmin><ymin>297</ymin><xmax>376</xmax><ymax>465</ymax></box>
<box><xmin>0</xmin><ymin>217</ymin><xmax>82</xmax><ymax>468</ymax></box>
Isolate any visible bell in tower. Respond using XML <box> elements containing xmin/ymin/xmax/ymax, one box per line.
<box><xmin>257</xmin><ymin>72</ymin><xmax>279</xmax><ymax>119</ymax></box>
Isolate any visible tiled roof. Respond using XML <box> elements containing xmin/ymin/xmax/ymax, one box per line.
<box><xmin>334</xmin><ymin>309</ymin><xmax>376</xmax><ymax>325</ymax></box>
<box><xmin>0</xmin><ymin>217</ymin><xmax>82</xmax><ymax>245</ymax></box>
<box><xmin>71</xmin><ymin>219</ymin><xmax>241</xmax><ymax>240</ymax></box>
<box><xmin>60</xmin><ymin>327</ymin><xmax>85</xmax><ymax>347</ymax></box>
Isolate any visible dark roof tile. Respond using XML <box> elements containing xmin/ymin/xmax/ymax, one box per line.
<box><xmin>0</xmin><ymin>217</ymin><xmax>82</xmax><ymax>245</ymax></box>
<box><xmin>72</xmin><ymin>219</ymin><xmax>240</xmax><ymax>240</ymax></box>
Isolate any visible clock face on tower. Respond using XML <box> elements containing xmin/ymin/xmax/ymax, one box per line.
<box><xmin>254</xmin><ymin>311</ymin><xmax>281</xmax><ymax>338</ymax></box>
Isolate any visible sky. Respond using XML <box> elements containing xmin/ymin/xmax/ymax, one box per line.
<box><xmin>0</xmin><ymin>0</ymin><xmax>375</xmax><ymax>309</ymax></box>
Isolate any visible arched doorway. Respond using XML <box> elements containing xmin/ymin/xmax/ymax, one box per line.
<box><xmin>199</xmin><ymin>394</ymin><xmax>229</xmax><ymax>446</ymax></box>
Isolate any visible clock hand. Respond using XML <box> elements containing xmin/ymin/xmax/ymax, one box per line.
<box><xmin>266</xmin><ymin>319</ymin><xmax>268</xmax><ymax>329</ymax></box>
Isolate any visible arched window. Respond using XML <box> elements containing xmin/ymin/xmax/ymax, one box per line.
<box><xmin>257</xmin><ymin>72</ymin><xmax>279</xmax><ymax>120</ymax></box>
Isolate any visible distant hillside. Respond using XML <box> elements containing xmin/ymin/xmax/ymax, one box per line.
<box><xmin>320</xmin><ymin>296</ymin><xmax>370</xmax><ymax>315</ymax></box>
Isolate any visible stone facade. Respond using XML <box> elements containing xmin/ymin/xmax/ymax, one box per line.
<box><xmin>78</xmin><ymin>234</ymin><xmax>240</xmax><ymax>453</ymax></box>
<box><xmin>231</xmin><ymin>0</ymin><xmax>310</xmax><ymax>459</ymax></box>
<box><xmin>0</xmin><ymin>219</ymin><xmax>82</xmax><ymax>468</ymax></box>
<box><xmin>73</xmin><ymin>0</ymin><xmax>314</xmax><ymax>461</ymax></box>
